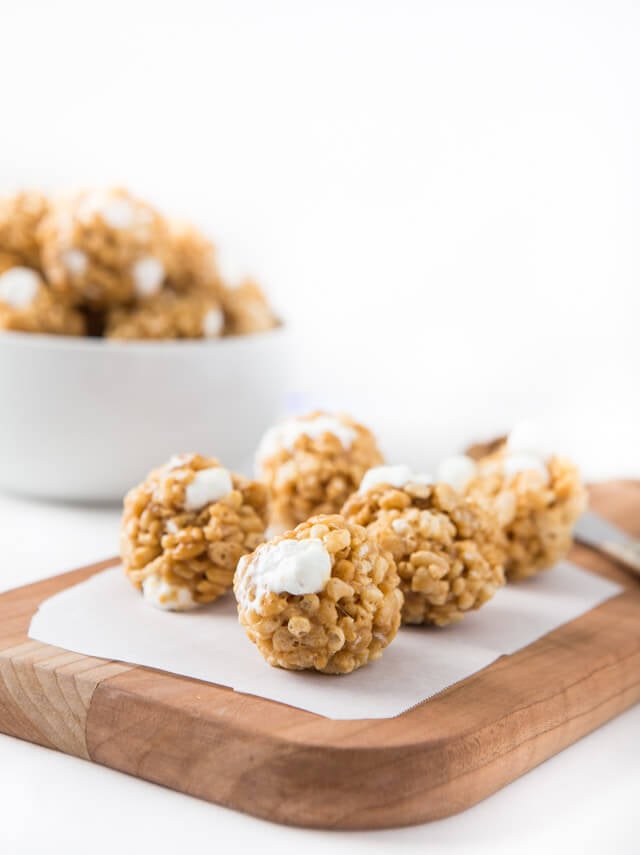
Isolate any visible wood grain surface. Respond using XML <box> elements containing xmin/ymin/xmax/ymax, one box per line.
<box><xmin>0</xmin><ymin>482</ymin><xmax>638</xmax><ymax>829</ymax></box>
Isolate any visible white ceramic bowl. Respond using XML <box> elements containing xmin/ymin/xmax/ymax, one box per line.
<box><xmin>0</xmin><ymin>328</ymin><xmax>290</xmax><ymax>503</ymax></box>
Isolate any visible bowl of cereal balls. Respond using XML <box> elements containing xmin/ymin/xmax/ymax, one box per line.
<box><xmin>0</xmin><ymin>188</ymin><xmax>288</xmax><ymax>502</ymax></box>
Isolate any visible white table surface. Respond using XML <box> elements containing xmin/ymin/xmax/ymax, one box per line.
<box><xmin>0</xmin><ymin>490</ymin><xmax>637</xmax><ymax>855</ymax></box>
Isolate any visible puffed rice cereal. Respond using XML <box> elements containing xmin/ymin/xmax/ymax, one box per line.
<box><xmin>105</xmin><ymin>289</ymin><xmax>224</xmax><ymax>340</ymax></box>
<box><xmin>0</xmin><ymin>265</ymin><xmax>85</xmax><ymax>335</ymax></box>
<box><xmin>121</xmin><ymin>453</ymin><xmax>269</xmax><ymax>610</ymax></box>
<box><xmin>234</xmin><ymin>514</ymin><xmax>403</xmax><ymax>673</ymax></box>
<box><xmin>465</xmin><ymin>425</ymin><xmax>587</xmax><ymax>580</ymax></box>
<box><xmin>256</xmin><ymin>411</ymin><xmax>384</xmax><ymax>531</ymax></box>
<box><xmin>165</xmin><ymin>220</ymin><xmax>222</xmax><ymax>297</ymax></box>
<box><xmin>222</xmin><ymin>279</ymin><xmax>278</xmax><ymax>335</ymax></box>
<box><xmin>0</xmin><ymin>186</ymin><xmax>280</xmax><ymax>341</ymax></box>
<box><xmin>0</xmin><ymin>191</ymin><xmax>50</xmax><ymax>267</ymax></box>
<box><xmin>342</xmin><ymin>466</ymin><xmax>505</xmax><ymax>625</ymax></box>
<box><xmin>39</xmin><ymin>187</ymin><xmax>171</xmax><ymax>307</ymax></box>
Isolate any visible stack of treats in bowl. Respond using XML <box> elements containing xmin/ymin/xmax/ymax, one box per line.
<box><xmin>120</xmin><ymin>412</ymin><xmax>587</xmax><ymax>675</ymax></box>
<box><xmin>0</xmin><ymin>188</ymin><xmax>277</xmax><ymax>339</ymax></box>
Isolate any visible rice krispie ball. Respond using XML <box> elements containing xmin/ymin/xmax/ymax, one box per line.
<box><xmin>256</xmin><ymin>412</ymin><xmax>384</xmax><ymax>532</ymax></box>
<box><xmin>0</xmin><ymin>265</ymin><xmax>85</xmax><ymax>335</ymax></box>
<box><xmin>105</xmin><ymin>289</ymin><xmax>224</xmax><ymax>340</ymax></box>
<box><xmin>342</xmin><ymin>464</ymin><xmax>505</xmax><ymax>626</ymax></box>
<box><xmin>0</xmin><ymin>191</ymin><xmax>49</xmax><ymax>267</ymax></box>
<box><xmin>165</xmin><ymin>220</ymin><xmax>222</xmax><ymax>297</ymax></box>
<box><xmin>121</xmin><ymin>453</ymin><xmax>269</xmax><ymax>610</ymax></box>
<box><xmin>39</xmin><ymin>187</ymin><xmax>171</xmax><ymax>308</ymax></box>
<box><xmin>234</xmin><ymin>514</ymin><xmax>403</xmax><ymax>674</ymax></box>
<box><xmin>465</xmin><ymin>424</ymin><xmax>587</xmax><ymax>580</ymax></box>
<box><xmin>222</xmin><ymin>279</ymin><xmax>278</xmax><ymax>335</ymax></box>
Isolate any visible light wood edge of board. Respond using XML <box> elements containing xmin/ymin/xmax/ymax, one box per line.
<box><xmin>0</xmin><ymin>558</ymin><xmax>131</xmax><ymax>758</ymax></box>
<box><xmin>83</xmin><ymin>590</ymin><xmax>640</xmax><ymax>829</ymax></box>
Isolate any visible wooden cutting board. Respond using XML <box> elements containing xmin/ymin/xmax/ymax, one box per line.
<box><xmin>0</xmin><ymin>481</ymin><xmax>639</xmax><ymax>830</ymax></box>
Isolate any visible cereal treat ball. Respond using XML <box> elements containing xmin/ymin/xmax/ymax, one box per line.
<box><xmin>165</xmin><ymin>220</ymin><xmax>222</xmax><ymax>297</ymax></box>
<box><xmin>0</xmin><ymin>265</ymin><xmax>85</xmax><ymax>335</ymax></box>
<box><xmin>121</xmin><ymin>453</ymin><xmax>269</xmax><ymax>610</ymax></box>
<box><xmin>234</xmin><ymin>514</ymin><xmax>403</xmax><ymax>674</ymax></box>
<box><xmin>39</xmin><ymin>187</ymin><xmax>171</xmax><ymax>308</ymax></box>
<box><xmin>0</xmin><ymin>191</ymin><xmax>50</xmax><ymax>267</ymax></box>
<box><xmin>466</xmin><ymin>424</ymin><xmax>587</xmax><ymax>580</ymax></box>
<box><xmin>105</xmin><ymin>289</ymin><xmax>224</xmax><ymax>340</ymax></box>
<box><xmin>342</xmin><ymin>465</ymin><xmax>505</xmax><ymax>626</ymax></box>
<box><xmin>221</xmin><ymin>279</ymin><xmax>278</xmax><ymax>335</ymax></box>
<box><xmin>255</xmin><ymin>411</ymin><xmax>384</xmax><ymax>531</ymax></box>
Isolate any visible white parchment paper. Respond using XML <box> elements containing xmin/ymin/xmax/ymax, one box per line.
<box><xmin>28</xmin><ymin>562</ymin><xmax>622</xmax><ymax>719</ymax></box>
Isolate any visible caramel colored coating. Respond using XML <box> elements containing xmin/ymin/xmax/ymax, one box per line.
<box><xmin>0</xmin><ymin>267</ymin><xmax>85</xmax><ymax>335</ymax></box>
<box><xmin>121</xmin><ymin>453</ymin><xmax>269</xmax><ymax>606</ymax></box>
<box><xmin>256</xmin><ymin>412</ymin><xmax>384</xmax><ymax>531</ymax></box>
<box><xmin>0</xmin><ymin>191</ymin><xmax>49</xmax><ymax>267</ymax></box>
<box><xmin>39</xmin><ymin>188</ymin><xmax>171</xmax><ymax>308</ymax></box>
<box><xmin>0</xmin><ymin>251</ymin><xmax>23</xmax><ymax>274</ymax></box>
<box><xmin>467</xmin><ymin>450</ymin><xmax>587</xmax><ymax>580</ymax></box>
<box><xmin>222</xmin><ymin>279</ymin><xmax>278</xmax><ymax>335</ymax></box>
<box><xmin>0</xmin><ymin>187</ymin><xmax>279</xmax><ymax>340</ymax></box>
<box><xmin>165</xmin><ymin>220</ymin><xmax>222</xmax><ymax>297</ymax></box>
<box><xmin>234</xmin><ymin>514</ymin><xmax>403</xmax><ymax>674</ymax></box>
<box><xmin>105</xmin><ymin>289</ymin><xmax>223</xmax><ymax>340</ymax></box>
<box><xmin>343</xmin><ymin>481</ymin><xmax>505</xmax><ymax>626</ymax></box>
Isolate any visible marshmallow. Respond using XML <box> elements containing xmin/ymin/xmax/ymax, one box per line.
<box><xmin>142</xmin><ymin>575</ymin><xmax>197</xmax><ymax>611</ymax></box>
<box><xmin>256</xmin><ymin>415</ymin><xmax>357</xmax><ymax>467</ymax></box>
<box><xmin>132</xmin><ymin>256</ymin><xmax>164</xmax><ymax>297</ymax></box>
<box><xmin>436</xmin><ymin>455</ymin><xmax>477</xmax><ymax>491</ymax></box>
<box><xmin>0</xmin><ymin>267</ymin><xmax>40</xmax><ymax>308</ymax></box>
<box><xmin>184</xmin><ymin>466</ymin><xmax>233</xmax><ymax>510</ymax></box>
<box><xmin>240</xmin><ymin>538</ymin><xmax>331</xmax><ymax>609</ymax></box>
<box><xmin>202</xmin><ymin>307</ymin><xmax>224</xmax><ymax>338</ymax></box>
<box><xmin>359</xmin><ymin>464</ymin><xmax>432</xmax><ymax>494</ymax></box>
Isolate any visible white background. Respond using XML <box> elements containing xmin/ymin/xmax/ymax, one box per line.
<box><xmin>1</xmin><ymin>0</ymin><xmax>638</xmax><ymax>475</ymax></box>
<box><xmin>0</xmin><ymin>1</ymin><xmax>638</xmax><ymax>853</ymax></box>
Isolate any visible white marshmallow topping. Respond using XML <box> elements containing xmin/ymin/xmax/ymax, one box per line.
<box><xmin>202</xmin><ymin>307</ymin><xmax>224</xmax><ymax>338</ymax></box>
<box><xmin>132</xmin><ymin>256</ymin><xmax>164</xmax><ymax>297</ymax></box>
<box><xmin>63</xmin><ymin>248</ymin><xmax>88</xmax><ymax>276</ymax></box>
<box><xmin>0</xmin><ymin>267</ymin><xmax>40</xmax><ymax>308</ymax></box>
<box><xmin>436</xmin><ymin>455</ymin><xmax>477</xmax><ymax>491</ymax></box>
<box><xmin>359</xmin><ymin>464</ymin><xmax>433</xmax><ymax>494</ymax></box>
<box><xmin>503</xmin><ymin>422</ymin><xmax>550</xmax><ymax>483</ymax></box>
<box><xmin>240</xmin><ymin>538</ymin><xmax>332</xmax><ymax>609</ymax></box>
<box><xmin>142</xmin><ymin>575</ymin><xmax>196</xmax><ymax>611</ymax></box>
<box><xmin>184</xmin><ymin>466</ymin><xmax>233</xmax><ymax>511</ymax></box>
<box><xmin>256</xmin><ymin>414</ymin><xmax>358</xmax><ymax>469</ymax></box>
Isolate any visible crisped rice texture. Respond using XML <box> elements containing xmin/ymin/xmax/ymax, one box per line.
<box><xmin>0</xmin><ymin>191</ymin><xmax>49</xmax><ymax>267</ymax></box>
<box><xmin>222</xmin><ymin>279</ymin><xmax>278</xmax><ymax>335</ymax></box>
<box><xmin>105</xmin><ymin>288</ymin><xmax>223</xmax><ymax>340</ymax></box>
<box><xmin>342</xmin><ymin>482</ymin><xmax>505</xmax><ymax>626</ymax></box>
<box><xmin>39</xmin><ymin>187</ymin><xmax>172</xmax><ymax>308</ymax></box>
<box><xmin>234</xmin><ymin>514</ymin><xmax>403</xmax><ymax>674</ymax></box>
<box><xmin>257</xmin><ymin>412</ymin><xmax>384</xmax><ymax>531</ymax></box>
<box><xmin>165</xmin><ymin>220</ymin><xmax>222</xmax><ymax>297</ymax></box>
<box><xmin>0</xmin><ymin>268</ymin><xmax>86</xmax><ymax>335</ymax></box>
<box><xmin>121</xmin><ymin>453</ymin><xmax>269</xmax><ymax>606</ymax></box>
<box><xmin>467</xmin><ymin>451</ymin><xmax>587</xmax><ymax>580</ymax></box>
